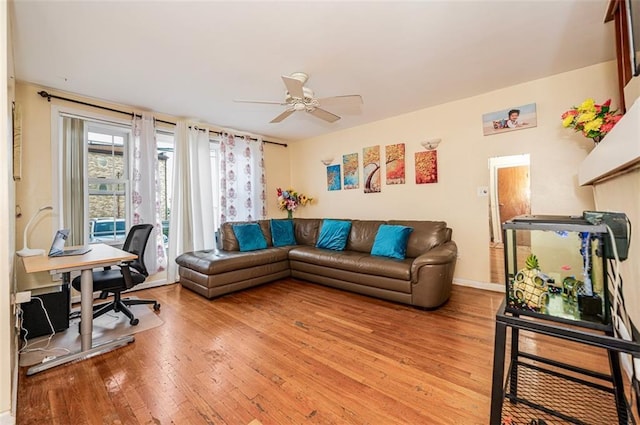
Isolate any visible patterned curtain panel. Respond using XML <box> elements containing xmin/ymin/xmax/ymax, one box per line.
<box><xmin>131</xmin><ymin>113</ymin><xmax>166</xmax><ymax>274</ymax></box>
<box><xmin>61</xmin><ymin>116</ymin><xmax>85</xmax><ymax>245</ymax></box>
<box><xmin>219</xmin><ymin>132</ymin><xmax>266</xmax><ymax>224</ymax></box>
<box><xmin>166</xmin><ymin>122</ymin><xmax>215</xmax><ymax>282</ymax></box>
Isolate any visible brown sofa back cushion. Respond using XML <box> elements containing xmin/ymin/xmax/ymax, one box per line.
<box><xmin>387</xmin><ymin>220</ymin><xmax>449</xmax><ymax>258</ymax></box>
<box><xmin>220</xmin><ymin>218</ymin><xmax>450</xmax><ymax>257</ymax></box>
<box><xmin>293</xmin><ymin>218</ymin><xmax>321</xmax><ymax>246</ymax></box>
<box><xmin>221</xmin><ymin>220</ymin><xmax>272</xmax><ymax>251</ymax></box>
<box><xmin>346</xmin><ymin>220</ymin><xmax>385</xmax><ymax>253</ymax></box>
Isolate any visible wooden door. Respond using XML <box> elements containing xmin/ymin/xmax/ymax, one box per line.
<box><xmin>497</xmin><ymin>166</ymin><xmax>531</xmax><ymax>246</ymax></box>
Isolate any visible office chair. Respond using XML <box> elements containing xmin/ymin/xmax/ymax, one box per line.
<box><xmin>71</xmin><ymin>224</ymin><xmax>161</xmax><ymax>326</ymax></box>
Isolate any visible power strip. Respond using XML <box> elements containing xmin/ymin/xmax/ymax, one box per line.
<box><xmin>15</xmin><ymin>291</ymin><xmax>31</xmax><ymax>304</ymax></box>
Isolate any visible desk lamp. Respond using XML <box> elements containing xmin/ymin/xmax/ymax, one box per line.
<box><xmin>17</xmin><ymin>205</ymin><xmax>53</xmax><ymax>257</ymax></box>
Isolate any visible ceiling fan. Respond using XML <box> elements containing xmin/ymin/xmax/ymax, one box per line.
<box><xmin>234</xmin><ymin>72</ymin><xmax>363</xmax><ymax>123</ymax></box>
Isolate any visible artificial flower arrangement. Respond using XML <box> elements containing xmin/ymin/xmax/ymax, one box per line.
<box><xmin>276</xmin><ymin>187</ymin><xmax>313</xmax><ymax>218</ymax></box>
<box><xmin>561</xmin><ymin>98</ymin><xmax>623</xmax><ymax>144</ymax></box>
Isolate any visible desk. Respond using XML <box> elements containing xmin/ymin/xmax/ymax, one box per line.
<box><xmin>22</xmin><ymin>244</ymin><xmax>137</xmax><ymax>375</ymax></box>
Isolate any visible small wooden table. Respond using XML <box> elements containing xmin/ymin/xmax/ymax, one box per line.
<box><xmin>22</xmin><ymin>244</ymin><xmax>137</xmax><ymax>375</ymax></box>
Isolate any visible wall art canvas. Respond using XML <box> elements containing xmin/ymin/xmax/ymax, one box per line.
<box><xmin>415</xmin><ymin>150</ymin><xmax>438</xmax><ymax>184</ymax></box>
<box><xmin>385</xmin><ymin>143</ymin><xmax>405</xmax><ymax>185</ymax></box>
<box><xmin>362</xmin><ymin>145</ymin><xmax>381</xmax><ymax>193</ymax></box>
<box><xmin>327</xmin><ymin>164</ymin><xmax>341</xmax><ymax>191</ymax></box>
<box><xmin>482</xmin><ymin>103</ymin><xmax>537</xmax><ymax>136</ymax></box>
<box><xmin>342</xmin><ymin>153</ymin><xmax>359</xmax><ymax>189</ymax></box>
<box><xmin>12</xmin><ymin>102</ymin><xmax>22</xmax><ymax>181</ymax></box>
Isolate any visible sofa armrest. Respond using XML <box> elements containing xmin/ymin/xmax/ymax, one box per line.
<box><xmin>410</xmin><ymin>241</ymin><xmax>457</xmax><ymax>279</ymax></box>
<box><xmin>408</xmin><ymin>241</ymin><xmax>457</xmax><ymax>309</ymax></box>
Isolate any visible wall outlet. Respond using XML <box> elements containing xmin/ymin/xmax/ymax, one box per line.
<box><xmin>15</xmin><ymin>291</ymin><xmax>31</xmax><ymax>304</ymax></box>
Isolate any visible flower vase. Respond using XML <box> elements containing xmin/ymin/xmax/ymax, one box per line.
<box><xmin>592</xmin><ymin>136</ymin><xmax>602</xmax><ymax>145</ymax></box>
<box><xmin>287</xmin><ymin>210</ymin><xmax>293</xmax><ymax>219</ymax></box>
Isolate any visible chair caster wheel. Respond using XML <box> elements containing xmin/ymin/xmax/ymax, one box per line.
<box><xmin>130</xmin><ymin>318</ymin><xmax>139</xmax><ymax>326</ymax></box>
<box><xmin>153</xmin><ymin>303</ymin><xmax>161</xmax><ymax>311</ymax></box>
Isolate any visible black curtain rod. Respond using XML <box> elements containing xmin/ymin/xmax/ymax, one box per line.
<box><xmin>37</xmin><ymin>90</ymin><xmax>287</xmax><ymax>147</ymax></box>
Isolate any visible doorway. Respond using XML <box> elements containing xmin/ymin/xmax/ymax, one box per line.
<box><xmin>489</xmin><ymin>154</ymin><xmax>531</xmax><ymax>284</ymax></box>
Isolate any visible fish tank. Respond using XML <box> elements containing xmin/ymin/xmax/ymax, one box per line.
<box><xmin>502</xmin><ymin>215</ymin><xmax>609</xmax><ymax>328</ymax></box>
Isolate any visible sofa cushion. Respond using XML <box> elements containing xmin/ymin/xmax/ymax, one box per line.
<box><xmin>232</xmin><ymin>223</ymin><xmax>268</xmax><ymax>252</ymax></box>
<box><xmin>293</xmin><ymin>218</ymin><xmax>321</xmax><ymax>246</ymax></box>
<box><xmin>371</xmin><ymin>224</ymin><xmax>413</xmax><ymax>259</ymax></box>
<box><xmin>289</xmin><ymin>246</ymin><xmax>411</xmax><ymax>280</ymax></box>
<box><xmin>316</xmin><ymin>219</ymin><xmax>352</xmax><ymax>251</ymax></box>
<box><xmin>387</xmin><ymin>220</ymin><xmax>448</xmax><ymax>258</ymax></box>
<box><xmin>270</xmin><ymin>219</ymin><xmax>296</xmax><ymax>247</ymax></box>
<box><xmin>176</xmin><ymin>248</ymin><xmax>290</xmax><ymax>275</ymax></box>
<box><xmin>346</xmin><ymin>220</ymin><xmax>385</xmax><ymax>253</ymax></box>
<box><xmin>221</xmin><ymin>220</ymin><xmax>273</xmax><ymax>251</ymax></box>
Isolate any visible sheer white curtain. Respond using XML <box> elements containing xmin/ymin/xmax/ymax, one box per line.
<box><xmin>219</xmin><ymin>132</ymin><xmax>266</xmax><ymax>224</ymax></box>
<box><xmin>131</xmin><ymin>113</ymin><xmax>166</xmax><ymax>274</ymax></box>
<box><xmin>167</xmin><ymin>121</ymin><xmax>216</xmax><ymax>282</ymax></box>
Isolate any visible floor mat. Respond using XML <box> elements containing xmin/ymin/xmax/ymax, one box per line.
<box><xmin>19</xmin><ymin>302</ymin><xmax>163</xmax><ymax>367</ymax></box>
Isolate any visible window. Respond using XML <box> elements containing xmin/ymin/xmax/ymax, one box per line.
<box><xmin>155</xmin><ymin>131</ymin><xmax>221</xmax><ymax>248</ymax></box>
<box><xmin>54</xmin><ymin>109</ymin><xmax>222</xmax><ymax>251</ymax></box>
<box><xmin>55</xmin><ymin>112</ymin><xmax>132</xmax><ymax>246</ymax></box>
<box><xmin>87</xmin><ymin>124</ymin><xmax>130</xmax><ymax>244</ymax></box>
<box><xmin>157</xmin><ymin>131</ymin><xmax>174</xmax><ymax>248</ymax></box>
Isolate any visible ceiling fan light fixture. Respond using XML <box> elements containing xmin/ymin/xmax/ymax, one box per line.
<box><xmin>235</xmin><ymin>71</ymin><xmax>361</xmax><ymax>124</ymax></box>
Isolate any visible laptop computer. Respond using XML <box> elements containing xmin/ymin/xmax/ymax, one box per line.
<box><xmin>48</xmin><ymin>229</ymin><xmax>92</xmax><ymax>257</ymax></box>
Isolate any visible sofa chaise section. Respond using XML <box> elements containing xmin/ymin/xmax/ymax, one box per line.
<box><xmin>176</xmin><ymin>248</ymin><xmax>291</xmax><ymax>299</ymax></box>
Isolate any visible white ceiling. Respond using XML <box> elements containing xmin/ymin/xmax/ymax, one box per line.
<box><xmin>11</xmin><ymin>0</ymin><xmax>615</xmax><ymax>142</ymax></box>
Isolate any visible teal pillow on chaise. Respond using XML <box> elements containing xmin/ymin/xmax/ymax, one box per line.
<box><xmin>232</xmin><ymin>223</ymin><xmax>268</xmax><ymax>252</ymax></box>
<box><xmin>316</xmin><ymin>219</ymin><xmax>352</xmax><ymax>251</ymax></box>
<box><xmin>270</xmin><ymin>219</ymin><xmax>296</xmax><ymax>247</ymax></box>
<box><xmin>371</xmin><ymin>224</ymin><xmax>413</xmax><ymax>259</ymax></box>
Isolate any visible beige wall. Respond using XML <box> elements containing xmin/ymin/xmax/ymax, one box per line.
<box><xmin>288</xmin><ymin>62</ymin><xmax>619</xmax><ymax>285</ymax></box>
<box><xmin>14</xmin><ymin>62</ymin><xmax>620</xmax><ymax>288</ymax></box>
<box><xmin>593</xmin><ymin>169</ymin><xmax>640</xmax><ymax>326</ymax></box>
<box><xmin>2</xmin><ymin>0</ymin><xmax>16</xmax><ymax>421</ymax></box>
<box><xmin>625</xmin><ymin>74</ymin><xmax>640</xmax><ymax>108</ymax></box>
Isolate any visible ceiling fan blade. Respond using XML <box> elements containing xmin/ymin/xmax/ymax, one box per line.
<box><xmin>309</xmin><ymin>107</ymin><xmax>340</xmax><ymax>123</ymax></box>
<box><xmin>316</xmin><ymin>95</ymin><xmax>363</xmax><ymax>107</ymax></box>
<box><xmin>282</xmin><ymin>75</ymin><xmax>305</xmax><ymax>99</ymax></box>
<box><xmin>270</xmin><ymin>109</ymin><xmax>295</xmax><ymax>123</ymax></box>
<box><xmin>234</xmin><ymin>99</ymin><xmax>287</xmax><ymax>105</ymax></box>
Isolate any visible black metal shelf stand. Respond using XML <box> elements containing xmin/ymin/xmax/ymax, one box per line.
<box><xmin>490</xmin><ymin>299</ymin><xmax>640</xmax><ymax>424</ymax></box>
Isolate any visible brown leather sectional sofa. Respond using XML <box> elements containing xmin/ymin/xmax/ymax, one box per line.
<box><xmin>175</xmin><ymin>218</ymin><xmax>457</xmax><ymax>309</ymax></box>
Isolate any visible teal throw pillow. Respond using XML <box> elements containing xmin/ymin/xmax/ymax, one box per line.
<box><xmin>270</xmin><ymin>219</ymin><xmax>296</xmax><ymax>247</ymax></box>
<box><xmin>316</xmin><ymin>219</ymin><xmax>352</xmax><ymax>251</ymax></box>
<box><xmin>371</xmin><ymin>224</ymin><xmax>414</xmax><ymax>259</ymax></box>
<box><xmin>232</xmin><ymin>223</ymin><xmax>268</xmax><ymax>252</ymax></box>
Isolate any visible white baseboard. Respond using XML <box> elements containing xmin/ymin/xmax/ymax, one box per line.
<box><xmin>453</xmin><ymin>278</ymin><xmax>504</xmax><ymax>293</ymax></box>
<box><xmin>0</xmin><ymin>410</ymin><xmax>15</xmax><ymax>425</ymax></box>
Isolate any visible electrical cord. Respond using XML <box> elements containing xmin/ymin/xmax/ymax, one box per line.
<box><xmin>18</xmin><ymin>296</ymin><xmax>70</xmax><ymax>357</ymax></box>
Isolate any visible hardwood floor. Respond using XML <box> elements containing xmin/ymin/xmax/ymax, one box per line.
<box><xmin>16</xmin><ymin>280</ymin><xmax>613</xmax><ymax>424</ymax></box>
